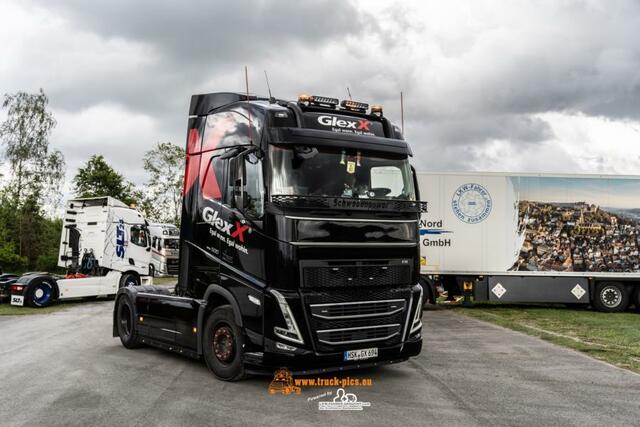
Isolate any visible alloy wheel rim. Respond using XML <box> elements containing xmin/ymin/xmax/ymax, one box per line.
<box><xmin>601</xmin><ymin>287</ymin><xmax>621</xmax><ymax>307</ymax></box>
<box><xmin>213</xmin><ymin>325</ymin><xmax>234</xmax><ymax>363</ymax></box>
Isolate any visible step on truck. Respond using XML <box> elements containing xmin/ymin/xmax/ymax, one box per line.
<box><xmin>8</xmin><ymin>197</ymin><xmax>153</xmax><ymax>308</ymax></box>
<box><xmin>114</xmin><ymin>92</ymin><xmax>425</xmax><ymax>380</ymax></box>
<box><xmin>417</xmin><ymin>172</ymin><xmax>640</xmax><ymax>312</ymax></box>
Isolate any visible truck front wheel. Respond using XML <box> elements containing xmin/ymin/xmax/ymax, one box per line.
<box><xmin>593</xmin><ymin>282</ymin><xmax>629</xmax><ymax>313</ymax></box>
<box><xmin>116</xmin><ymin>296</ymin><xmax>142</xmax><ymax>349</ymax></box>
<box><xmin>202</xmin><ymin>305</ymin><xmax>246</xmax><ymax>381</ymax></box>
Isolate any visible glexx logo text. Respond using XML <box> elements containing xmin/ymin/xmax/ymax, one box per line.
<box><xmin>318</xmin><ymin>115</ymin><xmax>370</xmax><ymax>130</ymax></box>
<box><xmin>202</xmin><ymin>207</ymin><xmax>250</xmax><ymax>243</ymax></box>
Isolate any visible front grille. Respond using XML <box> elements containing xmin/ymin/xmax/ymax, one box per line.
<box><xmin>310</xmin><ymin>299</ymin><xmax>405</xmax><ymax>319</ymax></box>
<box><xmin>301</xmin><ymin>259</ymin><xmax>412</xmax><ymax>289</ymax></box>
<box><xmin>316</xmin><ymin>324</ymin><xmax>401</xmax><ymax>345</ymax></box>
<box><xmin>166</xmin><ymin>258</ymin><xmax>179</xmax><ymax>274</ymax></box>
<box><xmin>302</xmin><ymin>286</ymin><xmax>412</xmax><ymax>351</ymax></box>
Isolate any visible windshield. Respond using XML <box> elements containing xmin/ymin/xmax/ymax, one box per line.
<box><xmin>270</xmin><ymin>145</ymin><xmax>415</xmax><ymax>200</ymax></box>
<box><xmin>163</xmin><ymin>238</ymin><xmax>179</xmax><ymax>249</ymax></box>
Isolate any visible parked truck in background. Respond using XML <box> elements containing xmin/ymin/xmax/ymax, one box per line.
<box><xmin>113</xmin><ymin>92</ymin><xmax>425</xmax><ymax>380</ymax></box>
<box><xmin>148</xmin><ymin>223</ymin><xmax>180</xmax><ymax>276</ymax></box>
<box><xmin>8</xmin><ymin>197</ymin><xmax>152</xmax><ymax>307</ymax></box>
<box><xmin>417</xmin><ymin>172</ymin><xmax>640</xmax><ymax>313</ymax></box>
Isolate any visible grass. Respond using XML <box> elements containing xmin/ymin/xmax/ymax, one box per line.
<box><xmin>152</xmin><ymin>276</ymin><xmax>178</xmax><ymax>286</ymax></box>
<box><xmin>445</xmin><ymin>302</ymin><xmax>640</xmax><ymax>374</ymax></box>
<box><xmin>0</xmin><ymin>300</ymin><xmax>83</xmax><ymax>316</ymax></box>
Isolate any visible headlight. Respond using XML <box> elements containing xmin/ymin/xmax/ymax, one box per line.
<box><xmin>271</xmin><ymin>290</ymin><xmax>304</xmax><ymax>345</ymax></box>
<box><xmin>410</xmin><ymin>285</ymin><xmax>423</xmax><ymax>335</ymax></box>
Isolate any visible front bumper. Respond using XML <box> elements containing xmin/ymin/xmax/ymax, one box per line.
<box><xmin>244</xmin><ymin>335</ymin><xmax>422</xmax><ymax>375</ymax></box>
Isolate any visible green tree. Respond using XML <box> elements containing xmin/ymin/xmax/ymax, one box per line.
<box><xmin>73</xmin><ymin>155</ymin><xmax>137</xmax><ymax>205</ymax></box>
<box><xmin>142</xmin><ymin>142</ymin><xmax>184</xmax><ymax>225</ymax></box>
<box><xmin>0</xmin><ymin>89</ymin><xmax>65</xmax><ymax>261</ymax></box>
<box><xmin>0</xmin><ymin>89</ymin><xmax>65</xmax><ymax>205</ymax></box>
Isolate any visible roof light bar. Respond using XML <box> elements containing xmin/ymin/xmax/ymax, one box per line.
<box><xmin>341</xmin><ymin>99</ymin><xmax>369</xmax><ymax>113</ymax></box>
<box><xmin>298</xmin><ymin>94</ymin><xmax>339</xmax><ymax>108</ymax></box>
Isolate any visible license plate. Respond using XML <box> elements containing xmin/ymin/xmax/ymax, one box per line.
<box><xmin>10</xmin><ymin>295</ymin><xmax>24</xmax><ymax>306</ymax></box>
<box><xmin>344</xmin><ymin>347</ymin><xmax>378</xmax><ymax>361</ymax></box>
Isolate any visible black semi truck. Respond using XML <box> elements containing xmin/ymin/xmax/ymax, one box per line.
<box><xmin>114</xmin><ymin>92</ymin><xmax>425</xmax><ymax>380</ymax></box>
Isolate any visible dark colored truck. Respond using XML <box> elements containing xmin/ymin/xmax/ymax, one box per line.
<box><xmin>113</xmin><ymin>92</ymin><xmax>424</xmax><ymax>380</ymax></box>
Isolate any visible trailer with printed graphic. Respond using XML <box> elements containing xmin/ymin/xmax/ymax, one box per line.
<box><xmin>7</xmin><ymin>197</ymin><xmax>153</xmax><ymax>308</ymax></box>
<box><xmin>417</xmin><ymin>172</ymin><xmax>640</xmax><ymax>312</ymax></box>
<box><xmin>113</xmin><ymin>92</ymin><xmax>424</xmax><ymax>381</ymax></box>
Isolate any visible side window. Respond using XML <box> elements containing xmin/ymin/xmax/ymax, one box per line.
<box><xmin>203</xmin><ymin>154</ymin><xmax>227</xmax><ymax>202</ymax></box>
<box><xmin>243</xmin><ymin>152</ymin><xmax>264</xmax><ymax>218</ymax></box>
<box><xmin>130</xmin><ymin>225</ymin><xmax>148</xmax><ymax>247</ymax></box>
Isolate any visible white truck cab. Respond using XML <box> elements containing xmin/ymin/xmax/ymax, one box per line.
<box><xmin>148</xmin><ymin>223</ymin><xmax>180</xmax><ymax>276</ymax></box>
<box><xmin>8</xmin><ymin>197</ymin><xmax>153</xmax><ymax>308</ymax></box>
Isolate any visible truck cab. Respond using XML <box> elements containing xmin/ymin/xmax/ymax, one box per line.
<box><xmin>114</xmin><ymin>93</ymin><xmax>424</xmax><ymax>380</ymax></box>
<box><xmin>9</xmin><ymin>197</ymin><xmax>153</xmax><ymax>308</ymax></box>
<box><xmin>148</xmin><ymin>223</ymin><xmax>180</xmax><ymax>276</ymax></box>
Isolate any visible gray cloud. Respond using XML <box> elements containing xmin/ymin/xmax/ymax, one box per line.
<box><xmin>2</xmin><ymin>0</ymin><xmax>640</xmax><ymax>188</ymax></box>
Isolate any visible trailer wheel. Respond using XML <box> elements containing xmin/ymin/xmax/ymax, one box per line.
<box><xmin>593</xmin><ymin>282</ymin><xmax>629</xmax><ymax>313</ymax></box>
<box><xmin>119</xmin><ymin>273</ymin><xmax>140</xmax><ymax>288</ymax></box>
<box><xmin>116</xmin><ymin>296</ymin><xmax>141</xmax><ymax>349</ymax></box>
<box><xmin>202</xmin><ymin>305</ymin><xmax>246</xmax><ymax>381</ymax></box>
<box><xmin>27</xmin><ymin>279</ymin><xmax>55</xmax><ymax>308</ymax></box>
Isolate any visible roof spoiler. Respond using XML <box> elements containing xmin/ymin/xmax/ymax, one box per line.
<box><xmin>189</xmin><ymin>92</ymin><xmax>260</xmax><ymax>116</ymax></box>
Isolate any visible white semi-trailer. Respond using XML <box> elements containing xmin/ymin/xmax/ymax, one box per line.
<box><xmin>417</xmin><ymin>172</ymin><xmax>640</xmax><ymax>312</ymax></box>
<box><xmin>148</xmin><ymin>223</ymin><xmax>179</xmax><ymax>276</ymax></box>
<box><xmin>8</xmin><ymin>197</ymin><xmax>153</xmax><ymax>308</ymax></box>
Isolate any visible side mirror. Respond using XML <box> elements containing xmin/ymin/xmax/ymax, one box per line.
<box><xmin>233</xmin><ymin>178</ymin><xmax>243</xmax><ymax>210</ymax></box>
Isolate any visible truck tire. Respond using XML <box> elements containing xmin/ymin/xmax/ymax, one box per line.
<box><xmin>27</xmin><ymin>279</ymin><xmax>56</xmax><ymax>308</ymax></box>
<box><xmin>202</xmin><ymin>305</ymin><xmax>246</xmax><ymax>381</ymax></box>
<box><xmin>116</xmin><ymin>296</ymin><xmax>142</xmax><ymax>349</ymax></box>
<box><xmin>593</xmin><ymin>282</ymin><xmax>629</xmax><ymax>313</ymax></box>
<box><xmin>149</xmin><ymin>264</ymin><xmax>156</xmax><ymax>277</ymax></box>
<box><xmin>119</xmin><ymin>273</ymin><xmax>140</xmax><ymax>289</ymax></box>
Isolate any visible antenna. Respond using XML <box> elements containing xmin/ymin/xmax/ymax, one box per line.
<box><xmin>347</xmin><ymin>87</ymin><xmax>352</xmax><ymax>100</ymax></box>
<box><xmin>264</xmin><ymin>70</ymin><xmax>274</xmax><ymax>102</ymax></box>
<box><xmin>400</xmin><ymin>91</ymin><xmax>404</xmax><ymax>135</ymax></box>
<box><xmin>245</xmin><ymin>66</ymin><xmax>253</xmax><ymax>143</ymax></box>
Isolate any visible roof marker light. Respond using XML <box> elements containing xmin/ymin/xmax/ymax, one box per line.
<box><xmin>371</xmin><ymin>104</ymin><xmax>383</xmax><ymax>116</ymax></box>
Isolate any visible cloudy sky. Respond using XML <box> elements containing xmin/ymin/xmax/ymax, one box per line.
<box><xmin>1</xmin><ymin>0</ymin><xmax>640</xmax><ymax>196</ymax></box>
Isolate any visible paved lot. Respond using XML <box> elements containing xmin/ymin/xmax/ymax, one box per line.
<box><xmin>1</xmin><ymin>301</ymin><xmax>639</xmax><ymax>426</ymax></box>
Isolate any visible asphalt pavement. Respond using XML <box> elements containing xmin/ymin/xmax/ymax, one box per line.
<box><xmin>1</xmin><ymin>300</ymin><xmax>639</xmax><ymax>426</ymax></box>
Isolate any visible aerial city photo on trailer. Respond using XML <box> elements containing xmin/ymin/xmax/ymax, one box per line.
<box><xmin>511</xmin><ymin>176</ymin><xmax>640</xmax><ymax>273</ymax></box>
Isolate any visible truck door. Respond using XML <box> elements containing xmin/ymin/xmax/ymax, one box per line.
<box><xmin>127</xmin><ymin>224</ymin><xmax>151</xmax><ymax>274</ymax></box>
<box><xmin>224</xmin><ymin>149</ymin><xmax>266</xmax><ymax>281</ymax></box>
<box><xmin>219</xmin><ymin>149</ymin><xmax>266</xmax><ymax>334</ymax></box>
